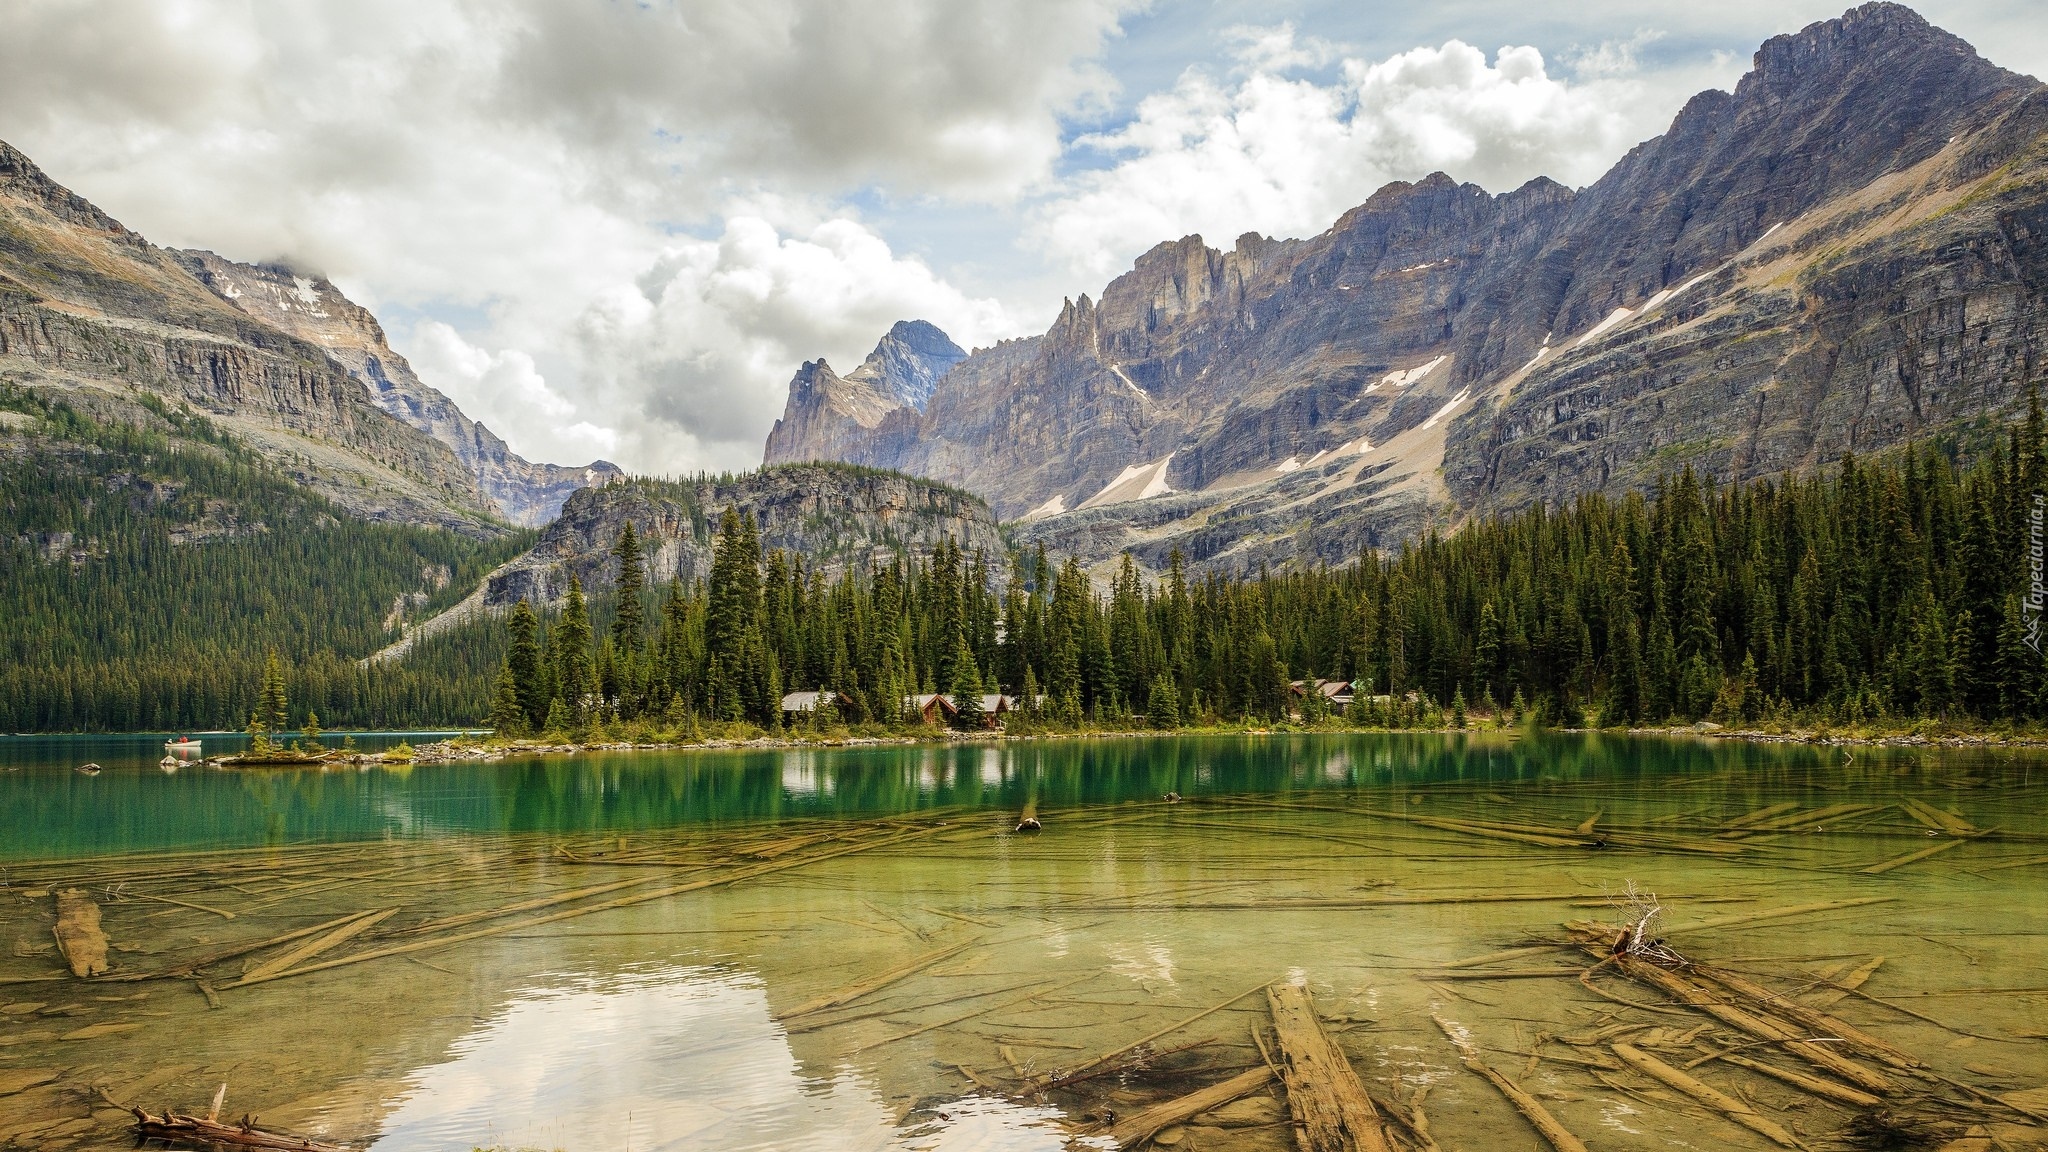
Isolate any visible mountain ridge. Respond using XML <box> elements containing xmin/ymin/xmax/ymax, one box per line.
<box><xmin>174</xmin><ymin>250</ymin><xmax>623</xmax><ymax>526</ymax></box>
<box><xmin>764</xmin><ymin>2</ymin><xmax>2048</xmax><ymax>574</ymax></box>
<box><xmin>0</xmin><ymin>140</ymin><xmax>504</xmax><ymax>534</ymax></box>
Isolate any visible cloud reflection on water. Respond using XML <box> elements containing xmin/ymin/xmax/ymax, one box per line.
<box><xmin>367</xmin><ymin>965</ymin><xmax>1082</xmax><ymax>1152</ymax></box>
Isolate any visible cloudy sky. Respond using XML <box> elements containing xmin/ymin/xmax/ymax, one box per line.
<box><xmin>3</xmin><ymin>0</ymin><xmax>2043</xmax><ymax>473</ymax></box>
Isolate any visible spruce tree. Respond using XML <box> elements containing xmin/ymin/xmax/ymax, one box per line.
<box><xmin>949</xmin><ymin>631</ymin><xmax>984</xmax><ymax>730</ymax></box>
<box><xmin>554</xmin><ymin>578</ymin><xmax>595</xmax><ymax>720</ymax></box>
<box><xmin>487</xmin><ymin>665</ymin><xmax>524</xmax><ymax>736</ymax></box>
<box><xmin>507</xmin><ymin>600</ymin><xmax>544</xmax><ymax>729</ymax></box>
<box><xmin>1146</xmin><ymin>672</ymin><xmax>1181</xmax><ymax>730</ymax></box>
<box><xmin>1473</xmin><ymin>600</ymin><xmax>1503</xmax><ymax>702</ymax></box>
<box><xmin>259</xmin><ymin>651</ymin><xmax>289</xmax><ymax>735</ymax></box>
<box><xmin>543</xmin><ymin>696</ymin><xmax>572</xmax><ymax>736</ymax></box>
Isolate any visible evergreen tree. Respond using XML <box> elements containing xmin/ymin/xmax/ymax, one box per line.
<box><xmin>507</xmin><ymin>600</ymin><xmax>545</xmax><ymax>729</ymax></box>
<box><xmin>949</xmin><ymin>631</ymin><xmax>984</xmax><ymax>730</ymax></box>
<box><xmin>255</xmin><ymin>650</ymin><xmax>290</xmax><ymax>736</ymax></box>
<box><xmin>543</xmin><ymin>696</ymin><xmax>572</xmax><ymax>736</ymax></box>
<box><xmin>487</xmin><ymin>665</ymin><xmax>525</xmax><ymax>736</ymax></box>
<box><xmin>1147</xmin><ymin>672</ymin><xmax>1182</xmax><ymax>730</ymax></box>
<box><xmin>554</xmin><ymin>578</ymin><xmax>595</xmax><ymax>720</ymax></box>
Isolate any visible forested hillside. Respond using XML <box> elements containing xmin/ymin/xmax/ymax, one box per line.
<box><xmin>496</xmin><ymin>401</ymin><xmax>2048</xmax><ymax>735</ymax></box>
<box><xmin>0</xmin><ymin>385</ymin><xmax>530</xmax><ymax>730</ymax></box>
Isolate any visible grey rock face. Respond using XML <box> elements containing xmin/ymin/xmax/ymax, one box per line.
<box><xmin>764</xmin><ymin>3</ymin><xmax>2048</xmax><ymax>574</ymax></box>
<box><xmin>483</xmin><ymin>463</ymin><xmax>1003</xmax><ymax>608</ymax></box>
<box><xmin>761</xmin><ymin>358</ymin><xmax>904</xmax><ymax>466</ymax></box>
<box><xmin>847</xmin><ymin>320</ymin><xmax>966</xmax><ymax>410</ymax></box>
<box><xmin>762</xmin><ymin>320</ymin><xmax>966</xmax><ymax>465</ymax></box>
<box><xmin>0</xmin><ymin>140</ymin><xmax>502</xmax><ymax>535</ymax></box>
<box><xmin>175</xmin><ymin>251</ymin><xmax>621</xmax><ymax>526</ymax></box>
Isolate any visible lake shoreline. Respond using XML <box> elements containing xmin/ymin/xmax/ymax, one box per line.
<box><xmin>390</xmin><ymin>719</ymin><xmax>2048</xmax><ymax>764</ymax></box>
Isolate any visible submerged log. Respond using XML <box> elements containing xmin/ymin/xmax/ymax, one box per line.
<box><xmin>1430</xmin><ymin>1014</ymin><xmax>1587</xmax><ymax>1152</ymax></box>
<box><xmin>1266</xmin><ymin>983</ymin><xmax>1394</xmax><ymax>1152</ymax></box>
<box><xmin>1612</xmin><ymin>1043</ymin><xmax>1803</xmax><ymax>1148</ymax></box>
<box><xmin>53</xmin><ymin>889</ymin><xmax>108</xmax><ymax>978</ymax></box>
<box><xmin>1713</xmin><ymin>1053</ymin><xmax>1883</xmax><ymax>1108</ymax></box>
<box><xmin>1859</xmin><ymin>832</ymin><xmax>1989</xmax><ymax>875</ymax></box>
<box><xmin>238</xmin><ymin>909</ymin><xmax>398</xmax><ymax>985</ymax></box>
<box><xmin>1044</xmin><ymin>977</ymin><xmax>1274</xmax><ymax>1089</ymax></box>
<box><xmin>1605</xmin><ymin>952</ymin><xmax>1896</xmax><ymax>1094</ymax></box>
<box><xmin>1106</xmin><ymin>1067</ymin><xmax>1275</xmax><ymax>1150</ymax></box>
<box><xmin>131</xmin><ymin>1106</ymin><xmax>348</xmax><ymax>1151</ymax></box>
<box><xmin>782</xmin><ymin>937</ymin><xmax>979</xmax><ymax>1019</ymax></box>
<box><xmin>1690</xmin><ymin>964</ymin><xmax>1922</xmax><ymax>1071</ymax></box>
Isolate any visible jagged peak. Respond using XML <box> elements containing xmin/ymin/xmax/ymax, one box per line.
<box><xmin>1752</xmin><ymin>4</ymin><xmax>1962</xmax><ymax>85</ymax></box>
<box><xmin>843</xmin><ymin>320</ymin><xmax>965</xmax><ymax>410</ymax></box>
<box><xmin>0</xmin><ymin>138</ymin><xmax>141</xmax><ymax>244</ymax></box>
<box><xmin>793</xmin><ymin>358</ymin><xmax>839</xmax><ymax>386</ymax></box>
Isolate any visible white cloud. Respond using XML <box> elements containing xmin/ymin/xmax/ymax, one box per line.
<box><xmin>556</xmin><ymin>215</ymin><xmax>1018</xmax><ymax>474</ymax></box>
<box><xmin>1032</xmin><ymin>28</ymin><xmax>1681</xmax><ymax>280</ymax></box>
<box><xmin>0</xmin><ymin>0</ymin><xmax>1123</xmax><ymax>473</ymax></box>
<box><xmin>0</xmin><ymin>2</ymin><xmax>1780</xmax><ymax>476</ymax></box>
<box><xmin>407</xmin><ymin>323</ymin><xmax>621</xmax><ymax>464</ymax></box>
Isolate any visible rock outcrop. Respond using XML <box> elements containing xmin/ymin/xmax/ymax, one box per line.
<box><xmin>175</xmin><ymin>251</ymin><xmax>621</xmax><ymax>526</ymax></box>
<box><xmin>480</xmin><ymin>463</ymin><xmax>1003</xmax><ymax>609</ymax></box>
<box><xmin>768</xmin><ymin>3</ymin><xmax>2048</xmax><ymax>573</ymax></box>
<box><xmin>762</xmin><ymin>321</ymin><xmax>964</xmax><ymax>465</ymax></box>
<box><xmin>0</xmin><ymin>139</ymin><xmax>503</xmax><ymax>534</ymax></box>
<box><xmin>849</xmin><ymin>319</ymin><xmax>966</xmax><ymax>410</ymax></box>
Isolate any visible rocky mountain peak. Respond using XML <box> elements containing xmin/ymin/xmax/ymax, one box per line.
<box><xmin>177</xmin><ymin>248</ymin><xmax>622</xmax><ymax>526</ymax></box>
<box><xmin>843</xmin><ymin>320</ymin><xmax>965</xmax><ymax>411</ymax></box>
<box><xmin>763</xmin><ymin>4</ymin><xmax>2048</xmax><ymax>576</ymax></box>
<box><xmin>1750</xmin><ymin>3</ymin><xmax>1962</xmax><ymax>90</ymax></box>
<box><xmin>0</xmin><ymin>142</ymin><xmax>141</xmax><ymax>245</ymax></box>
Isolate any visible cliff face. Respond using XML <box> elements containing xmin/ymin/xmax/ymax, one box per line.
<box><xmin>848</xmin><ymin>319</ymin><xmax>966</xmax><ymax>410</ymax></box>
<box><xmin>769</xmin><ymin>3</ymin><xmax>2048</xmax><ymax>572</ymax></box>
<box><xmin>762</xmin><ymin>321</ymin><xmax>967</xmax><ymax>465</ymax></box>
<box><xmin>174</xmin><ymin>251</ymin><xmax>621</xmax><ymax>526</ymax></box>
<box><xmin>481</xmin><ymin>464</ymin><xmax>1003</xmax><ymax>608</ymax></box>
<box><xmin>0</xmin><ymin>140</ymin><xmax>502</xmax><ymax>534</ymax></box>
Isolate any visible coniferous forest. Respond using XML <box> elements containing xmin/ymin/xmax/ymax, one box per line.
<box><xmin>10</xmin><ymin>376</ymin><xmax>2048</xmax><ymax>736</ymax></box>
<box><xmin>491</xmin><ymin>402</ymin><xmax>2048</xmax><ymax>738</ymax></box>
<box><xmin>0</xmin><ymin>386</ymin><xmax>531</xmax><ymax>732</ymax></box>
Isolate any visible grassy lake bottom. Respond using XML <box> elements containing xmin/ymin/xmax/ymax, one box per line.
<box><xmin>1</xmin><ymin>733</ymin><xmax>2045</xmax><ymax>1151</ymax></box>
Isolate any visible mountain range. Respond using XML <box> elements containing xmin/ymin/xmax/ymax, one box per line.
<box><xmin>0</xmin><ymin>140</ymin><xmax>616</xmax><ymax>530</ymax></box>
<box><xmin>1</xmin><ymin>126</ymin><xmax>999</xmax><ymax>714</ymax></box>
<box><xmin>765</xmin><ymin>2</ymin><xmax>2048</xmax><ymax>572</ymax></box>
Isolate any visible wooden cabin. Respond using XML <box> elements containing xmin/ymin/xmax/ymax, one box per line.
<box><xmin>1288</xmin><ymin>679</ymin><xmax>1357</xmax><ymax>713</ymax></box>
<box><xmin>781</xmin><ymin>691</ymin><xmax>838</xmax><ymax>719</ymax></box>
<box><xmin>902</xmin><ymin>693</ymin><xmax>959</xmax><ymax>726</ymax></box>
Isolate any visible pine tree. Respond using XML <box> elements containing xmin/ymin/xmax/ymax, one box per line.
<box><xmin>612</xmin><ymin>522</ymin><xmax>646</xmax><ymax>650</ymax></box>
<box><xmin>507</xmin><ymin>600</ymin><xmax>545</xmax><ymax>729</ymax></box>
<box><xmin>259</xmin><ymin>650</ymin><xmax>290</xmax><ymax>736</ymax></box>
<box><xmin>554</xmin><ymin>578</ymin><xmax>595</xmax><ymax>720</ymax></box>
<box><xmin>543</xmin><ymin>696</ymin><xmax>572</xmax><ymax>736</ymax></box>
<box><xmin>487</xmin><ymin>664</ymin><xmax>525</xmax><ymax>736</ymax></box>
<box><xmin>949</xmin><ymin>631</ymin><xmax>984</xmax><ymax>730</ymax></box>
<box><xmin>1147</xmin><ymin>672</ymin><xmax>1181</xmax><ymax>730</ymax></box>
